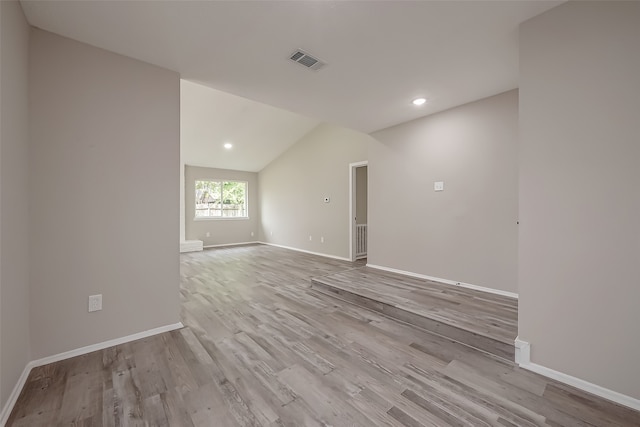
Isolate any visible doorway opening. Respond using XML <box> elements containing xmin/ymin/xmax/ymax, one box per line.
<box><xmin>349</xmin><ymin>161</ymin><xmax>368</xmax><ymax>261</ymax></box>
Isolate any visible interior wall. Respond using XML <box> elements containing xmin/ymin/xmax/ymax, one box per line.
<box><xmin>519</xmin><ymin>1</ymin><xmax>640</xmax><ymax>399</ymax></box>
<box><xmin>259</xmin><ymin>123</ymin><xmax>371</xmax><ymax>259</ymax></box>
<box><xmin>369</xmin><ymin>90</ymin><xmax>518</xmax><ymax>294</ymax></box>
<box><xmin>0</xmin><ymin>0</ymin><xmax>31</xmax><ymax>410</ymax></box>
<box><xmin>29</xmin><ymin>29</ymin><xmax>180</xmax><ymax>359</ymax></box>
<box><xmin>355</xmin><ymin>166</ymin><xmax>368</xmax><ymax>224</ymax></box>
<box><xmin>180</xmin><ymin>161</ymin><xmax>186</xmax><ymax>242</ymax></box>
<box><xmin>185</xmin><ymin>166</ymin><xmax>259</xmax><ymax>246</ymax></box>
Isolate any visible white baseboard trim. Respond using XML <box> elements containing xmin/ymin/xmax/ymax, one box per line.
<box><xmin>514</xmin><ymin>336</ymin><xmax>530</xmax><ymax>365</ymax></box>
<box><xmin>203</xmin><ymin>241</ymin><xmax>259</xmax><ymax>249</ymax></box>
<box><xmin>0</xmin><ymin>322</ymin><xmax>183</xmax><ymax>426</ymax></box>
<box><xmin>30</xmin><ymin>322</ymin><xmax>184</xmax><ymax>367</ymax></box>
<box><xmin>366</xmin><ymin>264</ymin><xmax>519</xmax><ymax>299</ymax></box>
<box><xmin>0</xmin><ymin>362</ymin><xmax>32</xmax><ymax>427</ymax></box>
<box><xmin>515</xmin><ymin>338</ymin><xmax>640</xmax><ymax>412</ymax></box>
<box><xmin>180</xmin><ymin>240</ymin><xmax>203</xmax><ymax>253</ymax></box>
<box><xmin>259</xmin><ymin>242</ymin><xmax>351</xmax><ymax>262</ymax></box>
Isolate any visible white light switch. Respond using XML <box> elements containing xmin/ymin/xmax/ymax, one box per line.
<box><xmin>434</xmin><ymin>181</ymin><xmax>444</xmax><ymax>192</ymax></box>
<box><xmin>88</xmin><ymin>294</ymin><xmax>102</xmax><ymax>312</ymax></box>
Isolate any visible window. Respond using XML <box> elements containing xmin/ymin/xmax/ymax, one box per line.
<box><xmin>195</xmin><ymin>180</ymin><xmax>247</xmax><ymax>218</ymax></box>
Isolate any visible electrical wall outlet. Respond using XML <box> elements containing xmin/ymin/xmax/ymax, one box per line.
<box><xmin>88</xmin><ymin>294</ymin><xmax>102</xmax><ymax>312</ymax></box>
<box><xmin>251</xmin><ymin>231</ymin><xmax>254</xmax><ymax>237</ymax></box>
<box><xmin>309</xmin><ymin>235</ymin><xmax>312</xmax><ymax>241</ymax></box>
<box><xmin>205</xmin><ymin>231</ymin><xmax>211</xmax><ymax>237</ymax></box>
<box><xmin>321</xmin><ymin>236</ymin><xmax>324</xmax><ymax>243</ymax></box>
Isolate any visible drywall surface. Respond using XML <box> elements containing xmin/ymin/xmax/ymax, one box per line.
<box><xmin>259</xmin><ymin>123</ymin><xmax>371</xmax><ymax>259</ymax></box>
<box><xmin>185</xmin><ymin>166</ymin><xmax>259</xmax><ymax>246</ymax></box>
<box><xmin>519</xmin><ymin>1</ymin><xmax>640</xmax><ymax>399</ymax></box>
<box><xmin>29</xmin><ymin>29</ymin><xmax>180</xmax><ymax>359</ymax></box>
<box><xmin>369</xmin><ymin>90</ymin><xmax>518</xmax><ymax>294</ymax></box>
<box><xmin>180</xmin><ymin>161</ymin><xmax>186</xmax><ymax>242</ymax></box>
<box><xmin>355</xmin><ymin>166</ymin><xmax>368</xmax><ymax>224</ymax></box>
<box><xmin>0</xmin><ymin>0</ymin><xmax>31</xmax><ymax>409</ymax></box>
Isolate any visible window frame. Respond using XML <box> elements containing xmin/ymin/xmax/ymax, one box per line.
<box><xmin>194</xmin><ymin>179</ymin><xmax>249</xmax><ymax>220</ymax></box>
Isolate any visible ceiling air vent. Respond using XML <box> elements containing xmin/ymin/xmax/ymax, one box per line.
<box><xmin>289</xmin><ymin>49</ymin><xmax>326</xmax><ymax>71</ymax></box>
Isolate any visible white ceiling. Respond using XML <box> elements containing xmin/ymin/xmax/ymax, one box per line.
<box><xmin>181</xmin><ymin>80</ymin><xmax>320</xmax><ymax>172</ymax></box>
<box><xmin>20</xmin><ymin>1</ymin><xmax>562</xmax><ymax>172</ymax></box>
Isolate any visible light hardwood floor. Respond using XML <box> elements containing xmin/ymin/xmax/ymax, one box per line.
<box><xmin>311</xmin><ymin>267</ymin><xmax>517</xmax><ymax>361</ymax></box>
<box><xmin>6</xmin><ymin>244</ymin><xmax>640</xmax><ymax>426</ymax></box>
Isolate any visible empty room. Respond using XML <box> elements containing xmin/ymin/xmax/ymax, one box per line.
<box><xmin>1</xmin><ymin>1</ymin><xmax>639</xmax><ymax>426</ymax></box>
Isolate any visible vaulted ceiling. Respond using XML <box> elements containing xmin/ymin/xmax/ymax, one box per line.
<box><xmin>20</xmin><ymin>0</ymin><xmax>562</xmax><ymax>170</ymax></box>
<box><xmin>181</xmin><ymin>80</ymin><xmax>320</xmax><ymax>172</ymax></box>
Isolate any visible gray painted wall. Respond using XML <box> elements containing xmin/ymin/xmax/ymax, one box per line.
<box><xmin>29</xmin><ymin>29</ymin><xmax>180</xmax><ymax>359</ymax></box>
<box><xmin>185</xmin><ymin>166</ymin><xmax>259</xmax><ymax>246</ymax></box>
<box><xmin>259</xmin><ymin>123</ymin><xmax>371</xmax><ymax>259</ymax></box>
<box><xmin>369</xmin><ymin>90</ymin><xmax>518</xmax><ymax>294</ymax></box>
<box><xmin>0</xmin><ymin>0</ymin><xmax>31</xmax><ymax>410</ymax></box>
<box><xmin>519</xmin><ymin>1</ymin><xmax>640</xmax><ymax>399</ymax></box>
<box><xmin>355</xmin><ymin>166</ymin><xmax>368</xmax><ymax>224</ymax></box>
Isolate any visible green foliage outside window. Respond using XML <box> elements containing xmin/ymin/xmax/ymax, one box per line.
<box><xmin>195</xmin><ymin>180</ymin><xmax>247</xmax><ymax>218</ymax></box>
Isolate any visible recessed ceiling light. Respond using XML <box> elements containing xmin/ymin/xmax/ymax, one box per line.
<box><xmin>412</xmin><ymin>98</ymin><xmax>427</xmax><ymax>106</ymax></box>
<box><xmin>223</xmin><ymin>143</ymin><xmax>233</xmax><ymax>149</ymax></box>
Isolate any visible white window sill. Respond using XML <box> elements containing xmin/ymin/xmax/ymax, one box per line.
<box><xmin>194</xmin><ymin>217</ymin><xmax>250</xmax><ymax>221</ymax></box>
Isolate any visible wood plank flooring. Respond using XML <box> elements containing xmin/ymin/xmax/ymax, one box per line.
<box><xmin>6</xmin><ymin>244</ymin><xmax>640</xmax><ymax>426</ymax></box>
<box><xmin>311</xmin><ymin>267</ymin><xmax>517</xmax><ymax>361</ymax></box>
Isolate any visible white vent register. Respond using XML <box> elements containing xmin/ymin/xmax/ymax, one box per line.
<box><xmin>289</xmin><ymin>49</ymin><xmax>326</xmax><ymax>71</ymax></box>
